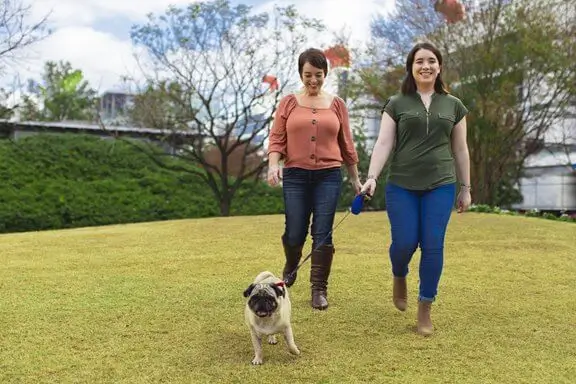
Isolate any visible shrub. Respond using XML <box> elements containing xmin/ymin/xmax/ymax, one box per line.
<box><xmin>468</xmin><ymin>204</ymin><xmax>575</xmax><ymax>223</ymax></box>
<box><xmin>0</xmin><ymin>134</ymin><xmax>283</xmax><ymax>233</ymax></box>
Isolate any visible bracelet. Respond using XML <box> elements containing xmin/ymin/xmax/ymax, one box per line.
<box><xmin>367</xmin><ymin>174</ymin><xmax>378</xmax><ymax>181</ymax></box>
<box><xmin>460</xmin><ymin>183</ymin><xmax>472</xmax><ymax>190</ymax></box>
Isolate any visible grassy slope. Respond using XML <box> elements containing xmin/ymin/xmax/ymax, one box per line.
<box><xmin>0</xmin><ymin>212</ymin><xmax>575</xmax><ymax>383</ymax></box>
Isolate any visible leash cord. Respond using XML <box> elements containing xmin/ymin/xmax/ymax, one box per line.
<box><xmin>283</xmin><ymin>209</ymin><xmax>352</xmax><ymax>282</ymax></box>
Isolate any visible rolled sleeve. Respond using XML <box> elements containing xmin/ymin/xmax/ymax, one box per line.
<box><xmin>335</xmin><ymin>97</ymin><xmax>359</xmax><ymax>165</ymax></box>
<box><xmin>267</xmin><ymin>95</ymin><xmax>295</xmax><ymax>157</ymax></box>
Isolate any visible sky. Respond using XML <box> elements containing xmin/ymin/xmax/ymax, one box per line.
<box><xmin>7</xmin><ymin>0</ymin><xmax>396</xmax><ymax>96</ymax></box>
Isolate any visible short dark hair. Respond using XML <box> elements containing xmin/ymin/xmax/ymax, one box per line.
<box><xmin>401</xmin><ymin>42</ymin><xmax>448</xmax><ymax>95</ymax></box>
<box><xmin>298</xmin><ymin>48</ymin><xmax>328</xmax><ymax>77</ymax></box>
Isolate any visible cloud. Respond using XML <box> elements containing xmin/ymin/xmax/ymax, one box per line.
<box><xmin>252</xmin><ymin>0</ymin><xmax>395</xmax><ymax>47</ymax></box>
<box><xmin>6</xmin><ymin>0</ymin><xmax>396</xmax><ymax>99</ymax></box>
<box><xmin>28</xmin><ymin>0</ymin><xmax>201</xmax><ymax>27</ymax></box>
<box><xmin>5</xmin><ymin>26</ymin><xmax>140</xmax><ymax>93</ymax></box>
<box><xmin>9</xmin><ymin>0</ymin><xmax>190</xmax><ymax>93</ymax></box>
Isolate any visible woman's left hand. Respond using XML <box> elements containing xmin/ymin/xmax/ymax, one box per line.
<box><xmin>351</xmin><ymin>178</ymin><xmax>362</xmax><ymax>196</ymax></box>
<box><xmin>456</xmin><ymin>189</ymin><xmax>472</xmax><ymax>213</ymax></box>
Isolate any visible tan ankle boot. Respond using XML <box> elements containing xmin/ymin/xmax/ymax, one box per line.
<box><xmin>417</xmin><ymin>300</ymin><xmax>434</xmax><ymax>336</ymax></box>
<box><xmin>392</xmin><ymin>277</ymin><xmax>408</xmax><ymax>311</ymax></box>
<box><xmin>310</xmin><ymin>245</ymin><xmax>334</xmax><ymax>310</ymax></box>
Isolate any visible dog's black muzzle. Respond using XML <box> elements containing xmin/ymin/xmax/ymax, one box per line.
<box><xmin>248</xmin><ymin>293</ymin><xmax>278</xmax><ymax>317</ymax></box>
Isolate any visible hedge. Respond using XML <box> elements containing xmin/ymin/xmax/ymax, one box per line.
<box><xmin>7</xmin><ymin>134</ymin><xmax>566</xmax><ymax>235</ymax></box>
<box><xmin>468</xmin><ymin>204</ymin><xmax>576</xmax><ymax>223</ymax></box>
<box><xmin>0</xmin><ymin>134</ymin><xmax>284</xmax><ymax>233</ymax></box>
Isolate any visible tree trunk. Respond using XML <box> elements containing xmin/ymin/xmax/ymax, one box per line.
<box><xmin>220</xmin><ymin>197</ymin><xmax>231</xmax><ymax>216</ymax></box>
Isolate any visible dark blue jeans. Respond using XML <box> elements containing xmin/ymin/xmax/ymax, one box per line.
<box><xmin>282</xmin><ymin>167</ymin><xmax>342</xmax><ymax>249</ymax></box>
<box><xmin>385</xmin><ymin>182</ymin><xmax>456</xmax><ymax>302</ymax></box>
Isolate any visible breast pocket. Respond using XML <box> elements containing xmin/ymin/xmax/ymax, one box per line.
<box><xmin>397</xmin><ymin>112</ymin><xmax>422</xmax><ymax>135</ymax></box>
<box><xmin>438</xmin><ymin>113</ymin><xmax>456</xmax><ymax>124</ymax></box>
<box><xmin>399</xmin><ymin>112</ymin><xmax>420</xmax><ymax>122</ymax></box>
<box><xmin>436</xmin><ymin>113</ymin><xmax>456</xmax><ymax>135</ymax></box>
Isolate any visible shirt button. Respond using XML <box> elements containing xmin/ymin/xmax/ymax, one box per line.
<box><xmin>311</xmin><ymin>119</ymin><xmax>317</xmax><ymax>124</ymax></box>
<box><xmin>312</xmin><ymin>109</ymin><xmax>317</xmax><ymax>114</ymax></box>
<box><xmin>310</xmin><ymin>154</ymin><xmax>315</xmax><ymax>159</ymax></box>
<box><xmin>311</xmin><ymin>136</ymin><xmax>316</xmax><ymax>141</ymax></box>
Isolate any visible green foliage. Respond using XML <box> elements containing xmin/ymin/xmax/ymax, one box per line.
<box><xmin>21</xmin><ymin>61</ymin><xmax>98</xmax><ymax>122</ymax></box>
<box><xmin>0</xmin><ymin>88</ymin><xmax>16</xmax><ymax>119</ymax></box>
<box><xmin>468</xmin><ymin>204</ymin><xmax>576</xmax><ymax>223</ymax></box>
<box><xmin>0</xmin><ymin>134</ymin><xmax>284</xmax><ymax>233</ymax></box>
<box><xmin>126</xmin><ymin>80</ymin><xmax>196</xmax><ymax>129</ymax></box>
<box><xmin>493</xmin><ymin>176</ymin><xmax>524</xmax><ymax>207</ymax></box>
<box><xmin>231</xmin><ymin>181</ymin><xmax>284</xmax><ymax>216</ymax></box>
<box><xmin>338</xmin><ymin>121</ymin><xmax>388</xmax><ymax>212</ymax></box>
<box><xmin>438</xmin><ymin>0</ymin><xmax>575</xmax><ymax>207</ymax></box>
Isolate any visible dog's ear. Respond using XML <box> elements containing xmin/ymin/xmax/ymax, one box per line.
<box><xmin>271</xmin><ymin>283</ymin><xmax>285</xmax><ymax>298</ymax></box>
<box><xmin>243</xmin><ymin>284</ymin><xmax>255</xmax><ymax>298</ymax></box>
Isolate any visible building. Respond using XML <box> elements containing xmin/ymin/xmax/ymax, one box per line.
<box><xmin>512</xmin><ymin>144</ymin><xmax>576</xmax><ymax>211</ymax></box>
<box><xmin>97</xmin><ymin>91</ymin><xmax>135</xmax><ymax>125</ymax></box>
<box><xmin>512</xmin><ymin>111</ymin><xmax>576</xmax><ymax>211</ymax></box>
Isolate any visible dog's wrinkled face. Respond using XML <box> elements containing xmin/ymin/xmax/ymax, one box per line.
<box><xmin>243</xmin><ymin>283</ymin><xmax>285</xmax><ymax>318</ymax></box>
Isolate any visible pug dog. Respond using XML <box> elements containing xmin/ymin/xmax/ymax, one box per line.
<box><xmin>243</xmin><ymin>271</ymin><xmax>300</xmax><ymax>365</ymax></box>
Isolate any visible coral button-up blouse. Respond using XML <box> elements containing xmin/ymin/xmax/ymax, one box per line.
<box><xmin>267</xmin><ymin>94</ymin><xmax>359</xmax><ymax>170</ymax></box>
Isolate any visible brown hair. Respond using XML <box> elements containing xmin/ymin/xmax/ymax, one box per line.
<box><xmin>401</xmin><ymin>42</ymin><xmax>448</xmax><ymax>95</ymax></box>
<box><xmin>298</xmin><ymin>48</ymin><xmax>328</xmax><ymax>77</ymax></box>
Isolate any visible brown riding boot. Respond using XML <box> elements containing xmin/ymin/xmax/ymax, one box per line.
<box><xmin>282</xmin><ymin>235</ymin><xmax>303</xmax><ymax>287</ymax></box>
<box><xmin>417</xmin><ymin>300</ymin><xmax>434</xmax><ymax>336</ymax></box>
<box><xmin>310</xmin><ymin>244</ymin><xmax>334</xmax><ymax>310</ymax></box>
<box><xmin>392</xmin><ymin>277</ymin><xmax>408</xmax><ymax>311</ymax></box>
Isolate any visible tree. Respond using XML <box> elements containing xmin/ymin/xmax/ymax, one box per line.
<box><xmin>0</xmin><ymin>0</ymin><xmax>51</xmax><ymax>117</ymax></box>
<box><xmin>126</xmin><ymin>0</ymin><xmax>325</xmax><ymax>216</ymax></box>
<box><xmin>0</xmin><ymin>0</ymin><xmax>50</xmax><ymax>70</ymax></box>
<box><xmin>343</xmin><ymin>0</ymin><xmax>472</xmax><ymax>113</ymax></box>
<box><xmin>357</xmin><ymin>0</ymin><xmax>575</xmax><ymax>207</ymax></box>
<box><xmin>20</xmin><ymin>60</ymin><xmax>98</xmax><ymax>122</ymax></box>
<box><xmin>370</xmin><ymin>0</ymin><xmax>445</xmax><ymax>66</ymax></box>
<box><xmin>0</xmin><ymin>87</ymin><xmax>15</xmax><ymax>118</ymax></box>
<box><xmin>126</xmin><ymin>80</ymin><xmax>196</xmax><ymax>130</ymax></box>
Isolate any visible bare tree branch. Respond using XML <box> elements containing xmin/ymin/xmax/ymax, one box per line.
<box><xmin>0</xmin><ymin>0</ymin><xmax>51</xmax><ymax>72</ymax></box>
<box><xmin>107</xmin><ymin>0</ymin><xmax>324</xmax><ymax>215</ymax></box>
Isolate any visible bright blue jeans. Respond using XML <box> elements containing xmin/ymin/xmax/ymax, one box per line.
<box><xmin>281</xmin><ymin>167</ymin><xmax>342</xmax><ymax>249</ymax></box>
<box><xmin>385</xmin><ymin>182</ymin><xmax>456</xmax><ymax>302</ymax></box>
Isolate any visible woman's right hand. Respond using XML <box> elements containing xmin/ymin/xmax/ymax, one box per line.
<box><xmin>360</xmin><ymin>178</ymin><xmax>377</xmax><ymax>197</ymax></box>
<box><xmin>267</xmin><ymin>165</ymin><xmax>282</xmax><ymax>186</ymax></box>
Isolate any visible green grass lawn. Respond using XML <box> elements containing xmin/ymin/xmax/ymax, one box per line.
<box><xmin>0</xmin><ymin>212</ymin><xmax>575</xmax><ymax>383</ymax></box>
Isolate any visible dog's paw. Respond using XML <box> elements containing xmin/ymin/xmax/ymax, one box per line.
<box><xmin>288</xmin><ymin>345</ymin><xmax>301</xmax><ymax>355</ymax></box>
<box><xmin>267</xmin><ymin>335</ymin><xmax>278</xmax><ymax>345</ymax></box>
<box><xmin>251</xmin><ymin>357</ymin><xmax>263</xmax><ymax>365</ymax></box>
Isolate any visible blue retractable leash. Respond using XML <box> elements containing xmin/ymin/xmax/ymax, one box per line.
<box><xmin>282</xmin><ymin>191</ymin><xmax>372</xmax><ymax>283</ymax></box>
